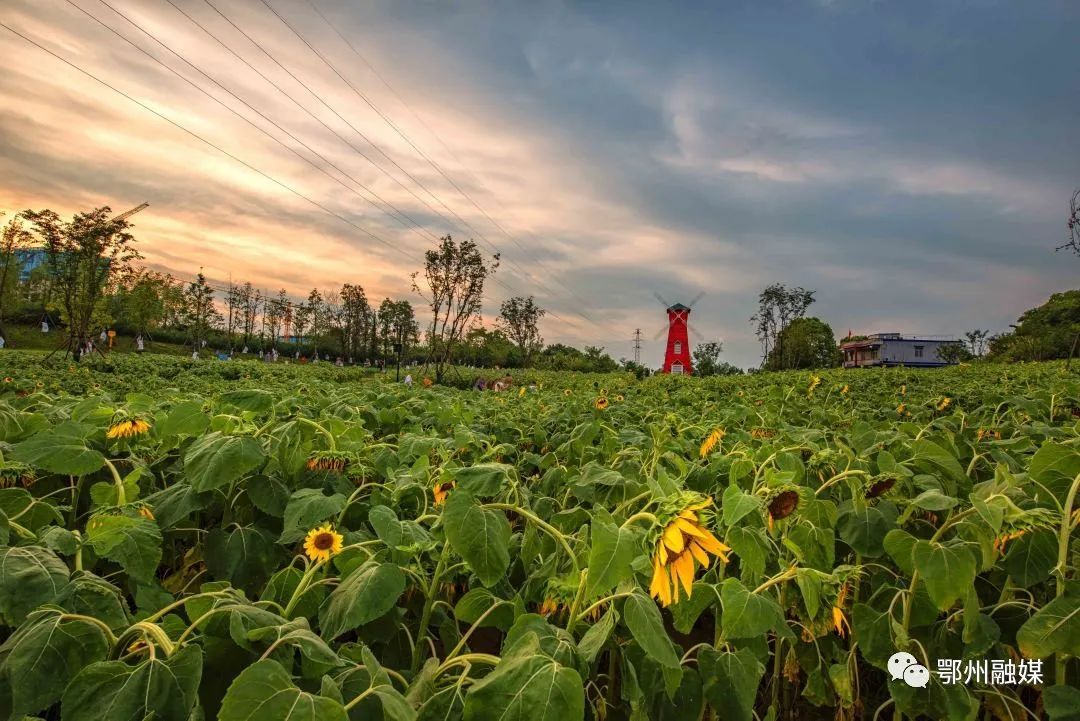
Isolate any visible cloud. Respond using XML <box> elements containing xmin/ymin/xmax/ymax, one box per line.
<box><xmin>0</xmin><ymin>0</ymin><xmax>1076</xmax><ymax>369</ymax></box>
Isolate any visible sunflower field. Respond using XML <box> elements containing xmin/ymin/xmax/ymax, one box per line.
<box><xmin>0</xmin><ymin>351</ymin><xmax>1076</xmax><ymax>721</ymax></box>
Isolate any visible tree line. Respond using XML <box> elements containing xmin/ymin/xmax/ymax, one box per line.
<box><xmin>0</xmin><ymin>207</ymin><xmax>622</xmax><ymax>374</ymax></box>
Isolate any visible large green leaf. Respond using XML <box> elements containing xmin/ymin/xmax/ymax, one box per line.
<box><xmin>1004</xmin><ymin>530</ymin><xmax>1057</xmax><ymax>588</ymax></box>
<box><xmin>86</xmin><ymin>512</ymin><xmax>162</xmax><ymax>583</ymax></box>
<box><xmin>142</xmin><ymin>481</ymin><xmax>210</xmax><ymax>530</ymax></box>
<box><xmin>11</xmin><ymin>421</ymin><xmax>105</xmax><ymax>476</ymax></box>
<box><xmin>1029</xmin><ymin>443</ymin><xmax>1080</xmax><ymax>501</ymax></box>
<box><xmin>0</xmin><ymin>608</ymin><xmax>109</xmax><ymax>718</ymax></box>
<box><xmin>53</xmin><ymin>572</ymin><xmax>130</xmax><ymax>630</ymax></box>
<box><xmin>1017</xmin><ymin>583</ymin><xmax>1080</xmax><ymax>658</ymax></box>
<box><xmin>219</xmin><ymin>658</ymin><xmax>347</xmax><ymax>721</ymax></box>
<box><xmin>442</xmin><ymin>491</ymin><xmax>511</xmax><ymax>587</ymax></box>
<box><xmin>219</xmin><ymin>389</ymin><xmax>275</xmax><ymax>413</ymax></box>
<box><xmin>911</xmin><ymin>540</ymin><xmax>976</xmax><ymax>610</ymax></box>
<box><xmin>450</xmin><ymin>463</ymin><xmax>513</xmax><ymax>497</ymax></box>
<box><xmin>279</xmin><ymin>489</ymin><xmax>347</xmax><ymax>544</ymax></box>
<box><xmin>584</xmin><ymin>518</ymin><xmax>640</xmax><ymax>598</ymax></box>
<box><xmin>205</xmin><ymin>525</ymin><xmax>281</xmax><ymax>592</ymax></box>
<box><xmin>462</xmin><ymin>637</ymin><xmax>584</xmax><ymax>721</ymax></box>
<box><xmin>722</xmin><ymin>484</ymin><xmax>762</xmax><ymax>527</ymax></box>
<box><xmin>623</xmin><ymin>593</ymin><xmax>681</xmax><ymax>670</ymax></box>
<box><xmin>0</xmin><ymin>545</ymin><xmax>70</xmax><ymax>625</ymax></box>
<box><xmin>319</xmin><ymin>562</ymin><xmax>405</xmax><ymax>639</ymax></box>
<box><xmin>157</xmin><ymin>400</ymin><xmax>209</xmax><ymax>437</ymax></box>
<box><xmin>184</xmin><ymin>432</ymin><xmax>265</xmax><ymax>492</ymax></box>
<box><xmin>699</xmin><ymin>647</ymin><xmax>764</xmax><ymax>721</ymax></box>
<box><xmin>720</xmin><ymin>577</ymin><xmax>792</xmax><ymax>640</ymax></box>
<box><xmin>837</xmin><ymin>505</ymin><xmax>892</xmax><ymax>557</ymax></box>
<box><xmin>61</xmin><ymin>643</ymin><xmax>203</xmax><ymax>721</ymax></box>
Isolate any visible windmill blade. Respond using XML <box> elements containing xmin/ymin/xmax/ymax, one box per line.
<box><xmin>653</xmin><ymin>325</ymin><xmax>668</xmax><ymax>341</ymax></box>
<box><xmin>654</xmin><ymin>291</ymin><xmax>673</xmax><ymax>308</ymax></box>
<box><xmin>687</xmin><ymin>291</ymin><xmax>706</xmax><ymax>309</ymax></box>
<box><xmin>688</xmin><ymin>323</ymin><xmax>705</xmax><ymax>342</ymax></box>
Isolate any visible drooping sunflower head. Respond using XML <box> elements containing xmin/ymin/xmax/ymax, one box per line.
<box><xmin>699</xmin><ymin>427</ymin><xmax>726</xmax><ymax>459</ymax></box>
<box><xmin>538</xmin><ymin>574</ymin><xmax>580</xmax><ymax>619</ymax></box>
<box><xmin>0</xmin><ymin>461</ymin><xmax>36</xmax><ymax>489</ymax></box>
<box><xmin>840</xmin><ymin>384</ymin><xmax>849</xmax><ymax>395</ymax></box>
<box><xmin>563</xmin><ymin>389</ymin><xmax>572</xmax><ymax>396</ymax></box>
<box><xmin>750</xmin><ymin>427</ymin><xmax>776</xmax><ymax>440</ymax></box>
<box><xmin>649</xmin><ymin>494</ymin><xmax>730</xmax><ymax>608</ymax></box>
<box><xmin>594</xmin><ymin>397</ymin><xmax>609</xmax><ymax>410</ymax></box>
<box><xmin>937</xmin><ymin>397</ymin><xmax>952</xmax><ymax>412</ymax></box>
<box><xmin>764</xmin><ymin>488</ymin><xmax>801</xmax><ymax>532</ymax></box>
<box><xmin>422</xmin><ymin>378</ymin><xmax>433</xmax><ymax>387</ymax></box>
<box><xmin>864</xmin><ymin>477</ymin><xmax>897</xmax><ymax>499</ymax></box>
<box><xmin>433</xmin><ymin>480</ymin><xmax>456</xmax><ymax>507</ymax></box>
<box><xmin>106</xmin><ymin>418</ymin><xmax>151</xmax><ymax>440</ymax></box>
<box><xmin>303</xmin><ymin>524</ymin><xmax>344</xmax><ymax>563</ymax></box>
<box><xmin>306</xmin><ymin>450</ymin><xmax>351</xmax><ymax>473</ymax></box>
<box><xmin>807</xmin><ymin>376</ymin><xmax>822</xmax><ymax>395</ymax></box>
<box><xmin>832</xmin><ymin>582</ymin><xmax>852</xmax><ymax>638</ymax></box>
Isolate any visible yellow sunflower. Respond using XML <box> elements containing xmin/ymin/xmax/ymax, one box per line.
<box><xmin>433</xmin><ymin>481</ymin><xmax>455</xmax><ymax>507</ymax></box>
<box><xmin>937</xmin><ymin>397</ymin><xmax>952</xmax><ymax>411</ymax></box>
<box><xmin>303</xmin><ymin>524</ymin><xmax>343</xmax><ymax>564</ymax></box>
<box><xmin>832</xmin><ymin>583</ymin><xmax>852</xmax><ymax>637</ymax></box>
<box><xmin>840</xmin><ymin>384</ymin><xmax>849</xmax><ymax>395</ymax></box>
<box><xmin>563</xmin><ymin>389</ymin><xmax>572</xmax><ymax>396</ymax></box>
<box><xmin>699</xmin><ymin>427</ymin><xmax>726</xmax><ymax>459</ymax></box>
<box><xmin>595</xmin><ymin>397</ymin><xmax>609</xmax><ymax>410</ymax></box>
<box><xmin>649</xmin><ymin>498</ymin><xmax>730</xmax><ymax>607</ymax></box>
<box><xmin>807</xmin><ymin>376</ymin><xmax>821</xmax><ymax>395</ymax></box>
<box><xmin>106</xmin><ymin>418</ymin><xmax>151</xmax><ymax>440</ymax></box>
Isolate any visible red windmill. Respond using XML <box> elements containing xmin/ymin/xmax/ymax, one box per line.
<box><xmin>654</xmin><ymin>292</ymin><xmax>704</xmax><ymax>375</ymax></box>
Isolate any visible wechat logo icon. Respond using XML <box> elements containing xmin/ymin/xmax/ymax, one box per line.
<box><xmin>889</xmin><ymin>651</ymin><xmax>929</xmax><ymax>688</ymax></box>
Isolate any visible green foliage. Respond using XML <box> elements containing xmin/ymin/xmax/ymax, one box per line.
<box><xmin>989</xmin><ymin>289</ymin><xmax>1080</xmax><ymax>361</ymax></box>
<box><xmin>766</xmin><ymin>316</ymin><xmax>841</xmax><ymax>370</ymax></box>
<box><xmin>0</xmin><ymin>350</ymin><xmax>1072</xmax><ymax>720</ymax></box>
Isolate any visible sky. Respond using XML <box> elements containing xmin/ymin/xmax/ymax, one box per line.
<box><xmin>0</xmin><ymin>0</ymin><xmax>1077</xmax><ymax>369</ymax></box>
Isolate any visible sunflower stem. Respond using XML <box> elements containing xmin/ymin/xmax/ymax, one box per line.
<box><xmin>102</xmin><ymin>458</ymin><xmax>125</xmax><ymax>506</ymax></box>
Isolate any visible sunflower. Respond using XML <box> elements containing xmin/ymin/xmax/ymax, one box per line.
<box><xmin>303</xmin><ymin>524</ymin><xmax>344</xmax><ymax>564</ymax></box>
<box><xmin>832</xmin><ymin>583</ymin><xmax>852</xmax><ymax>637</ymax></box>
<box><xmin>751</xmin><ymin>427</ymin><xmax>776</xmax><ymax>439</ymax></box>
<box><xmin>900</xmin><ymin>384</ymin><xmax>906</xmax><ymax>396</ymax></box>
<box><xmin>896</xmin><ymin>403</ymin><xmax>906</xmax><ymax>415</ymax></box>
<box><xmin>106</xmin><ymin>418</ymin><xmax>151</xmax><ymax>440</ymax></box>
<box><xmin>840</xmin><ymin>384</ymin><xmax>849</xmax><ymax>395</ymax></box>
<box><xmin>422</xmin><ymin>378</ymin><xmax>433</xmax><ymax>387</ymax></box>
<box><xmin>864</xmin><ymin>477</ymin><xmax>896</xmax><ymax>499</ymax></box>
<box><xmin>2</xmin><ymin>377</ymin><xmax>10</xmax><ymax>383</ymax></box>
<box><xmin>615</xmin><ymin>394</ymin><xmax>625</xmax><ymax>402</ymax></box>
<box><xmin>976</xmin><ymin>427</ymin><xmax>1002</xmax><ymax>442</ymax></box>
<box><xmin>519</xmin><ymin>386</ymin><xmax>526</xmax><ymax>397</ymax></box>
<box><xmin>937</xmin><ymin>397</ymin><xmax>952</xmax><ymax>411</ymax></box>
<box><xmin>138</xmin><ymin>505</ymin><xmax>155</xmax><ymax>521</ymax></box>
<box><xmin>649</xmin><ymin>496</ymin><xmax>730</xmax><ymax>607</ymax></box>
<box><xmin>992</xmin><ymin>528</ymin><xmax>1028</xmax><ymax>555</ymax></box>
<box><xmin>699</xmin><ymin>427</ymin><xmax>726</xmax><ymax>459</ymax></box>
<box><xmin>433</xmin><ymin>480</ymin><xmax>455</xmax><ymax>507</ymax></box>
<box><xmin>594</xmin><ymin>397</ymin><xmax>609</xmax><ymax>410</ymax></box>
<box><xmin>306</xmin><ymin>451</ymin><xmax>350</xmax><ymax>473</ymax></box>
<box><xmin>807</xmin><ymin>376</ymin><xmax>821</xmax><ymax>395</ymax></box>
<box><xmin>563</xmin><ymin>389</ymin><xmax>572</xmax><ymax>396</ymax></box>
<box><xmin>766</xmin><ymin>489</ymin><xmax>800</xmax><ymax>532</ymax></box>
<box><xmin>0</xmin><ymin>462</ymin><xmax>36</xmax><ymax>489</ymax></box>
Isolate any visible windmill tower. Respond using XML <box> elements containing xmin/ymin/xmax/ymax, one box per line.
<box><xmin>654</xmin><ymin>292</ymin><xmax>704</xmax><ymax>375</ymax></box>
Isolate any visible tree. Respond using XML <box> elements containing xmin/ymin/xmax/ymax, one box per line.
<box><xmin>338</xmin><ymin>284</ymin><xmax>370</xmax><ymax>360</ymax></box>
<box><xmin>693</xmin><ymin>341</ymin><xmax>742</xmax><ymax>376</ymax></box>
<box><xmin>964</xmin><ymin>329</ymin><xmax>990</xmax><ymax>357</ymax></box>
<box><xmin>20</xmin><ymin>206</ymin><xmax>141</xmax><ymax>359</ymax></box>
<box><xmin>765</xmin><ymin>317</ymin><xmax>840</xmax><ymax>370</ymax></box>
<box><xmin>1059</xmin><ymin>189</ymin><xmax>1079</xmax><ymax>256</ymax></box>
<box><xmin>0</xmin><ymin>214</ymin><xmax>34</xmax><ymax>341</ymax></box>
<box><xmin>377</xmin><ymin>298</ymin><xmax>419</xmax><ymax>358</ymax></box>
<box><xmin>111</xmin><ymin>270</ymin><xmax>175</xmax><ymax>339</ymax></box>
<box><xmin>183</xmin><ymin>273</ymin><xmax>221</xmax><ymax>351</ymax></box>
<box><xmin>413</xmin><ymin>235</ymin><xmax>498</xmax><ymax>383</ymax></box>
<box><xmin>988</xmin><ymin>290</ymin><xmax>1080</xmax><ymax>362</ymax></box>
<box><xmin>936</xmin><ymin>342</ymin><xmax>973</xmax><ymax>364</ymax></box>
<box><xmin>497</xmin><ymin>296</ymin><xmax>545</xmax><ymax>367</ymax></box>
<box><xmin>750</xmin><ymin>283</ymin><xmax>815</xmax><ymax>367</ymax></box>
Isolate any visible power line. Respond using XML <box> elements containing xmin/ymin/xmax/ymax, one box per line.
<box><xmin>302</xmin><ymin>0</ymin><xmax>602</xmax><ymax>324</ymax></box>
<box><xmin>0</xmin><ymin>21</ymin><xmax>424</xmax><ymax>276</ymax></box>
<box><xmin>251</xmin><ymin>0</ymin><xmax>582</xmax><ymax>315</ymax></box>
<box><xmin>76</xmin><ymin>0</ymin><xmax>440</xmax><ymax>247</ymax></box>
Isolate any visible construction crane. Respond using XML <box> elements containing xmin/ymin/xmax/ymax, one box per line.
<box><xmin>111</xmin><ymin>202</ymin><xmax>149</xmax><ymax>222</ymax></box>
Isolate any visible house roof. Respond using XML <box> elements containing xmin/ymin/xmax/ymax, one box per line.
<box><xmin>668</xmin><ymin>303</ymin><xmax>691</xmax><ymax>311</ymax></box>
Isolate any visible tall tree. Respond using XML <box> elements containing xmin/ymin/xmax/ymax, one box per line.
<box><xmin>413</xmin><ymin>235</ymin><xmax>498</xmax><ymax>383</ymax></box>
<box><xmin>377</xmin><ymin>298</ymin><xmax>419</xmax><ymax>358</ymax></box>
<box><xmin>497</xmin><ymin>296</ymin><xmax>545</xmax><ymax>367</ymax></box>
<box><xmin>20</xmin><ymin>206</ymin><xmax>141</xmax><ymax>359</ymax></box>
<box><xmin>1060</xmin><ymin>189</ymin><xmax>1079</xmax><ymax>256</ymax></box>
<box><xmin>765</xmin><ymin>316</ymin><xmax>839</xmax><ymax>370</ymax></box>
<box><xmin>750</xmin><ymin>283</ymin><xmax>815</xmax><ymax>367</ymax></box>
<box><xmin>112</xmin><ymin>270</ymin><xmax>174</xmax><ymax>340</ymax></box>
<box><xmin>338</xmin><ymin>284</ymin><xmax>370</xmax><ymax>360</ymax></box>
<box><xmin>183</xmin><ymin>273</ymin><xmax>220</xmax><ymax>352</ymax></box>
<box><xmin>0</xmin><ymin>214</ymin><xmax>34</xmax><ymax>340</ymax></box>
<box><xmin>964</xmin><ymin>329</ymin><xmax>990</xmax><ymax>357</ymax></box>
<box><xmin>692</xmin><ymin>341</ymin><xmax>741</xmax><ymax>376</ymax></box>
